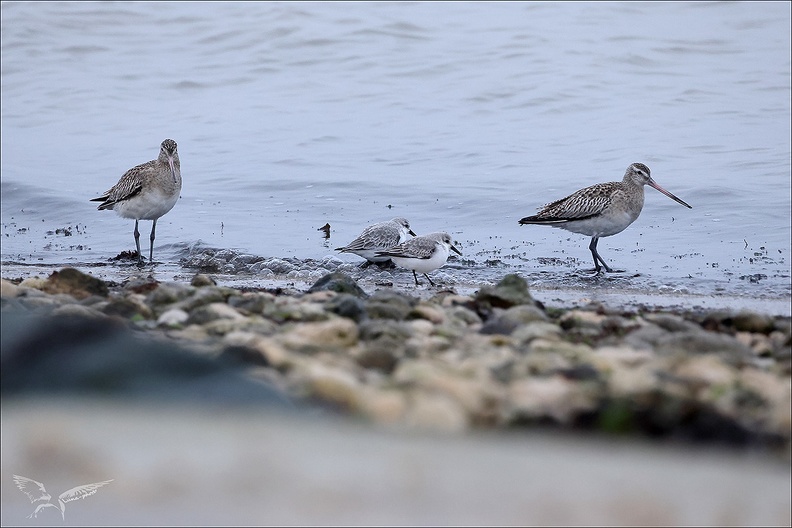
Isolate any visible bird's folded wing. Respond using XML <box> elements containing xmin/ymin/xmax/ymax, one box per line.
<box><xmin>378</xmin><ymin>240</ymin><xmax>434</xmax><ymax>259</ymax></box>
<box><xmin>538</xmin><ymin>187</ymin><xmax>614</xmax><ymax>220</ymax></box>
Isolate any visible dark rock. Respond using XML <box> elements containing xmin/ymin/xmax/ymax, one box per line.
<box><xmin>356</xmin><ymin>346</ymin><xmax>399</xmax><ymax>374</ymax></box>
<box><xmin>123</xmin><ymin>277</ymin><xmax>160</xmax><ymax>295</ymax></box>
<box><xmin>43</xmin><ymin>268</ymin><xmax>108</xmax><ymax>299</ymax></box>
<box><xmin>731</xmin><ymin>311</ymin><xmax>775</xmax><ymax>334</ymax></box>
<box><xmin>102</xmin><ymin>296</ymin><xmax>152</xmax><ymax>320</ymax></box>
<box><xmin>186</xmin><ymin>303</ymin><xmax>242</xmax><ymax>326</ymax></box>
<box><xmin>473</xmin><ymin>274</ymin><xmax>534</xmax><ymax>314</ymax></box>
<box><xmin>358</xmin><ymin>319</ymin><xmax>412</xmax><ymax>343</ymax></box>
<box><xmin>228</xmin><ymin>293</ymin><xmax>273</xmax><ymax>315</ymax></box>
<box><xmin>308</xmin><ymin>272</ymin><xmax>368</xmax><ymax>299</ymax></box>
<box><xmin>480</xmin><ymin>317</ymin><xmax>520</xmax><ymax>335</ymax></box>
<box><xmin>145</xmin><ymin>283</ymin><xmax>195</xmax><ymax>308</ymax></box>
<box><xmin>191</xmin><ymin>274</ymin><xmax>217</xmax><ymax>287</ymax></box>
<box><xmin>219</xmin><ymin>345</ymin><xmax>271</xmax><ymax>367</ymax></box>
<box><xmin>173</xmin><ymin>286</ymin><xmax>236</xmax><ymax>313</ymax></box>
<box><xmin>325</xmin><ymin>294</ymin><xmax>367</xmax><ymax>322</ymax></box>
<box><xmin>357</xmin><ymin>319</ymin><xmax>411</xmax><ymax>367</ymax></box>
<box><xmin>590</xmin><ymin>396</ymin><xmax>786</xmax><ymax>450</ymax></box>
<box><xmin>481</xmin><ymin>305</ymin><xmax>548</xmax><ymax>335</ymax></box>
<box><xmin>555</xmin><ymin>364</ymin><xmax>600</xmax><ymax>381</ymax></box>
<box><xmin>656</xmin><ymin>331</ymin><xmax>754</xmax><ymax>365</ymax></box>
<box><xmin>642</xmin><ymin>313</ymin><xmax>700</xmax><ymax>333</ymax></box>
<box><xmin>366</xmin><ymin>290</ymin><xmax>416</xmax><ymax>321</ymax></box>
<box><xmin>1</xmin><ymin>309</ymin><xmax>293</xmax><ymax>409</ymax></box>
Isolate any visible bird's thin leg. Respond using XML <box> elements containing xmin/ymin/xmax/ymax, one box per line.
<box><xmin>133</xmin><ymin>220</ymin><xmax>142</xmax><ymax>265</ymax></box>
<box><xmin>423</xmin><ymin>273</ymin><xmax>435</xmax><ymax>287</ymax></box>
<box><xmin>412</xmin><ymin>270</ymin><xmax>420</xmax><ymax>286</ymax></box>
<box><xmin>589</xmin><ymin>237</ymin><xmax>619</xmax><ymax>273</ymax></box>
<box><xmin>358</xmin><ymin>260</ymin><xmax>373</xmax><ymax>269</ymax></box>
<box><xmin>149</xmin><ymin>218</ymin><xmax>158</xmax><ymax>264</ymax></box>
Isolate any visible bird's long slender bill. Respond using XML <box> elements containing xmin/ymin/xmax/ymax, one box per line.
<box><xmin>648</xmin><ymin>179</ymin><xmax>692</xmax><ymax>209</ymax></box>
<box><xmin>168</xmin><ymin>157</ymin><xmax>177</xmax><ymax>183</ymax></box>
<box><xmin>450</xmin><ymin>244</ymin><xmax>463</xmax><ymax>256</ymax></box>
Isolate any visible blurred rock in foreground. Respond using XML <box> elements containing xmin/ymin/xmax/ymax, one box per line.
<box><xmin>1</xmin><ymin>400</ymin><xmax>789</xmax><ymax>526</ymax></box>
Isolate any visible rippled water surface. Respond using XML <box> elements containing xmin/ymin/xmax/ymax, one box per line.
<box><xmin>2</xmin><ymin>2</ymin><xmax>790</xmax><ymax>312</ymax></box>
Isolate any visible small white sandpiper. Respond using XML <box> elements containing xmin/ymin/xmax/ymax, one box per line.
<box><xmin>376</xmin><ymin>231</ymin><xmax>462</xmax><ymax>286</ymax></box>
<box><xmin>335</xmin><ymin>217</ymin><xmax>416</xmax><ymax>267</ymax></box>
<box><xmin>518</xmin><ymin>162</ymin><xmax>692</xmax><ymax>273</ymax></box>
<box><xmin>91</xmin><ymin>139</ymin><xmax>182</xmax><ymax>266</ymax></box>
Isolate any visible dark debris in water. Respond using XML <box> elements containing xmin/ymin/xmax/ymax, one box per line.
<box><xmin>317</xmin><ymin>223</ymin><xmax>331</xmax><ymax>239</ymax></box>
<box><xmin>739</xmin><ymin>273</ymin><xmax>768</xmax><ymax>283</ymax></box>
<box><xmin>111</xmin><ymin>250</ymin><xmax>142</xmax><ymax>262</ymax></box>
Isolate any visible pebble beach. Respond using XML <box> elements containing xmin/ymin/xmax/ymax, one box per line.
<box><xmin>2</xmin><ymin>266</ymin><xmax>791</xmax><ymax>525</ymax></box>
<box><xmin>3</xmin><ymin>267</ymin><xmax>789</xmax><ymax>453</ymax></box>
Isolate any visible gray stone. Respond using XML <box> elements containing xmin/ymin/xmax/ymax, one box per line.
<box><xmin>366</xmin><ymin>291</ymin><xmax>415</xmax><ymax>321</ymax></box>
<box><xmin>474</xmin><ymin>274</ymin><xmax>534</xmax><ymax>310</ymax></box>
<box><xmin>325</xmin><ymin>293</ymin><xmax>367</xmax><ymax>322</ymax></box>
<box><xmin>656</xmin><ymin>331</ymin><xmax>754</xmax><ymax>365</ymax></box>
<box><xmin>643</xmin><ymin>313</ymin><xmax>701</xmax><ymax>333</ymax></box>
<box><xmin>191</xmin><ymin>274</ymin><xmax>217</xmax><ymax>287</ymax></box>
<box><xmin>308</xmin><ymin>272</ymin><xmax>368</xmax><ymax>298</ymax></box>
<box><xmin>481</xmin><ymin>304</ymin><xmax>548</xmax><ymax>335</ymax></box>
<box><xmin>186</xmin><ymin>303</ymin><xmax>245</xmax><ymax>326</ymax></box>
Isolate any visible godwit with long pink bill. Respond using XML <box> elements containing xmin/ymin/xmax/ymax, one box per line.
<box><xmin>91</xmin><ymin>139</ymin><xmax>182</xmax><ymax>266</ymax></box>
<box><xmin>518</xmin><ymin>162</ymin><xmax>691</xmax><ymax>273</ymax></box>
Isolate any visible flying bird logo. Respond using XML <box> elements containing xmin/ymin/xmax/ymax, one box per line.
<box><xmin>13</xmin><ymin>474</ymin><xmax>113</xmax><ymax>520</ymax></box>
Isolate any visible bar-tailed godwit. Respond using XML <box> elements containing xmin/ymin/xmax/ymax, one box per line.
<box><xmin>91</xmin><ymin>139</ymin><xmax>181</xmax><ymax>265</ymax></box>
<box><xmin>376</xmin><ymin>231</ymin><xmax>462</xmax><ymax>286</ymax></box>
<box><xmin>518</xmin><ymin>162</ymin><xmax>691</xmax><ymax>273</ymax></box>
<box><xmin>335</xmin><ymin>217</ymin><xmax>416</xmax><ymax>267</ymax></box>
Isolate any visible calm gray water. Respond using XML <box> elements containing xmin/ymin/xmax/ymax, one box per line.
<box><xmin>2</xmin><ymin>2</ymin><xmax>790</xmax><ymax>310</ymax></box>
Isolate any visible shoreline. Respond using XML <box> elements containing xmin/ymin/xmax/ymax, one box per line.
<box><xmin>2</xmin><ymin>260</ymin><xmax>790</xmax><ymax>317</ymax></box>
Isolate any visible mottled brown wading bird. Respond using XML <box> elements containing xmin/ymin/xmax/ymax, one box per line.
<box><xmin>519</xmin><ymin>162</ymin><xmax>691</xmax><ymax>273</ymax></box>
<box><xmin>91</xmin><ymin>139</ymin><xmax>181</xmax><ymax>266</ymax></box>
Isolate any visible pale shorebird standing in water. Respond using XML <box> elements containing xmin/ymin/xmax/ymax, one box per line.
<box><xmin>335</xmin><ymin>217</ymin><xmax>417</xmax><ymax>268</ymax></box>
<box><xmin>376</xmin><ymin>231</ymin><xmax>462</xmax><ymax>286</ymax></box>
<box><xmin>518</xmin><ymin>162</ymin><xmax>692</xmax><ymax>273</ymax></box>
<box><xmin>91</xmin><ymin>139</ymin><xmax>182</xmax><ymax>266</ymax></box>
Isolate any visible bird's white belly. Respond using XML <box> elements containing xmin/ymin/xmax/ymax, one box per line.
<box><xmin>393</xmin><ymin>245</ymin><xmax>449</xmax><ymax>273</ymax></box>
<box><xmin>554</xmin><ymin>210</ymin><xmax>637</xmax><ymax>237</ymax></box>
<box><xmin>114</xmin><ymin>190</ymin><xmax>179</xmax><ymax>221</ymax></box>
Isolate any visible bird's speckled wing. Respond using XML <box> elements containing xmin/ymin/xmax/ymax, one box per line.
<box><xmin>336</xmin><ymin>222</ymin><xmax>400</xmax><ymax>252</ymax></box>
<box><xmin>528</xmin><ymin>182</ymin><xmax>619</xmax><ymax>222</ymax></box>
<box><xmin>91</xmin><ymin>162</ymin><xmax>153</xmax><ymax>209</ymax></box>
<box><xmin>377</xmin><ymin>236</ymin><xmax>436</xmax><ymax>259</ymax></box>
<box><xmin>13</xmin><ymin>475</ymin><xmax>49</xmax><ymax>503</ymax></box>
<box><xmin>58</xmin><ymin>480</ymin><xmax>114</xmax><ymax>504</ymax></box>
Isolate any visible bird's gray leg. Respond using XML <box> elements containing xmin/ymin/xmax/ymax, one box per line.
<box><xmin>412</xmin><ymin>270</ymin><xmax>420</xmax><ymax>286</ymax></box>
<box><xmin>134</xmin><ymin>220</ymin><xmax>142</xmax><ymax>265</ymax></box>
<box><xmin>423</xmin><ymin>273</ymin><xmax>435</xmax><ymax>287</ymax></box>
<box><xmin>149</xmin><ymin>218</ymin><xmax>158</xmax><ymax>264</ymax></box>
<box><xmin>589</xmin><ymin>237</ymin><xmax>615</xmax><ymax>273</ymax></box>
